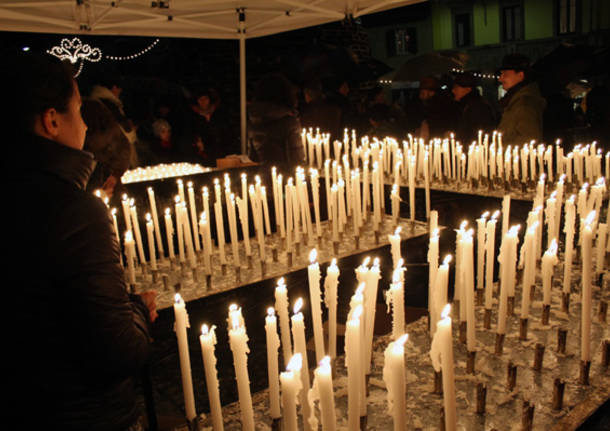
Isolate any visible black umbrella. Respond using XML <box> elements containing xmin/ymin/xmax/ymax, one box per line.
<box><xmin>392</xmin><ymin>52</ymin><xmax>464</xmax><ymax>83</ymax></box>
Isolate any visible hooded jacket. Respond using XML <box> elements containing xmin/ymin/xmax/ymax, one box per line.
<box><xmin>498</xmin><ymin>81</ymin><xmax>546</xmax><ymax>145</ymax></box>
<box><xmin>247</xmin><ymin>100</ymin><xmax>305</xmax><ymax>172</ymax></box>
<box><xmin>6</xmin><ymin>134</ymin><xmax>152</xmax><ymax>431</ymax></box>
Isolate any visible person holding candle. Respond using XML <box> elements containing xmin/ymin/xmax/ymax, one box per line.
<box><xmin>5</xmin><ymin>53</ymin><xmax>157</xmax><ymax>431</ymax></box>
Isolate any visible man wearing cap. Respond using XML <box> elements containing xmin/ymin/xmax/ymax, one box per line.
<box><xmin>417</xmin><ymin>76</ymin><xmax>459</xmax><ymax>140</ymax></box>
<box><xmin>497</xmin><ymin>53</ymin><xmax>546</xmax><ymax>145</ymax></box>
<box><xmin>452</xmin><ymin>71</ymin><xmax>497</xmax><ymax>144</ymax></box>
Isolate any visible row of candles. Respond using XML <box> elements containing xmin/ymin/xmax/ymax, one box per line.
<box><xmin>428</xmin><ymin>174</ymin><xmax>607</xmax><ymax>372</ymax></box>
<box><xmin>303</xmin><ymin>128</ymin><xmax>608</xmax><ymax>188</ymax></box>
<box><xmin>172</xmin><ymin>240</ymin><xmax>460</xmax><ymax>431</ymax></box>
<box><xmin>169</xmin><ymin>173</ymin><xmax>607</xmax><ymax>431</ymax></box>
<box><xmin>112</xmin><ymin>159</ymin><xmax>412</xmax><ymax>279</ymax></box>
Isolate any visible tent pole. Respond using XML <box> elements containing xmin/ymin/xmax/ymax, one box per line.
<box><xmin>240</xmin><ymin>34</ymin><xmax>247</xmax><ymax>155</ymax></box>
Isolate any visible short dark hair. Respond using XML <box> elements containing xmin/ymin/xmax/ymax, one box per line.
<box><xmin>253</xmin><ymin>73</ymin><xmax>298</xmax><ymax>109</ymax></box>
<box><xmin>4</xmin><ymin>52</ymin><xmax>75</xmax><ymax>134</ymax></box>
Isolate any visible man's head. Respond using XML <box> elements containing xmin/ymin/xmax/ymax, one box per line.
<box><xmin>452</xmin><ymin>71</ymin><xmax>480</xmax><ymax>101</ymax></box>
<box><xmin>6</xmin><ymin>53</ymin><xmax>87</xmax><ymax>150</ymax></box>
<box><xmin>498</xmin><ymin>53</ymin><xmax>530</xmax><ymax>91</ymax></box>
<box><xmin>303</xmin><ymin>79</ymin><xmax>323</xmax><ymax>104</ymax></box>
<box><xmin>419</xmin><ymin>77</ymin><xmax>439</xmax><ymax>101</ymax></box>
<box><xmin>192</xmin><ymin>86</ymin><xmax>220</xmax><ymax>116</ymax></box>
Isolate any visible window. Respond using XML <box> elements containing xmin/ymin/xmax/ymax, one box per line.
<box><xmin>557</xmin><ymin>0</ymin><xmax>578</xmax><ymax>34</ymax></box>
<box><xmin>502</xmin><ymin>4</ymin><xmax>523</xmax><ymax>41</ymax></box>
<box><xmin>386</xmin><ymin>28</ymin><xmax>417</xmax><ymax>56</ymax></box>
<box><xmin>454</xmin><ymin>13</ymin><xmax>472</xmax><ymax>47</ymax></box>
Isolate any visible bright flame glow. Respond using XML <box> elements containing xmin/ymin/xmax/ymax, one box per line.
<box><xmin>293</xmin><ymin>298</ymin><xmax>303</xmax><ymax>314</ymax></box>
<box><xmin>441</xmin><ymin>304</ymin><xmax>451</xmax><ymax>319</ymax></box>
<box><xmin>287</xmin><ymin>353</ymin><xmax>303</xmax><ymax>372</ymax></box>
<box><xmin>309</xmin><ymin>248</ymin><xmax>317</xmax><ymax>264</ymax></box>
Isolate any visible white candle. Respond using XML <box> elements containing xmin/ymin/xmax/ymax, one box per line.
<box><xmin>497</xmin><ymin>225</ymin><xmax>520</xmax><ymax>335</ymax></box>
<box><xmin>389</xmin><ymin>226</ymin><xmax>402</xmax><ymax>270</ymax></box>
<box><xmin>124</xmin><ymin>230</ymin><xmax>136</xmax><ymax>285</ymax></box>
<box><xmin>476</xmin><ymin>212</ymin><xmax>489</xmax><ymax>293</ymax></box>
<box><xmin>324</xmin><ymin>259</ymin><xmax>339</xmax><ymax>359</ymax></box>
<box><xmin>173</xmin><ymin>294</ymin><xmax>197</xmax><ymax>421</ymax></box>
<box><xmin>520</xmin><ymin>222</ymin><xmax>538</xmax><ymax>318</ymax></box>
<box><xmin>308</xmin><ymin>249</ymin><xmax>325</xmax><ymax>363</ymax></box>
<box><xmin>265</xmin><ymin>308</ymin><xmax>281</xmax><ymax>419</ymax></box>
<box><xmin>596</xmin><ymin>223</ymin><xmax>607</xmax><ymax>275</ymax></box>
<box><xmin>428</xmin><ymin>228</ymin><xmax>439</xmax><ymax>319</ymax></box>
<box><xmin>145</xmin><ymin>213</ymin><xmax>157</xmax><ymax>270</ymax></box>
<box><xmin>541</xmin><ymin>238</ymin><xmax>559</xmax><ymax>306</ymax></box>
<box><xmin>274</xmin><ymin>278</ymin><xmax>292</xmax><ymax>367</ymax></box>
<box><xmin>291</xmin><ymin>298</ymin><xmax>312</xmax><ymax>431</ymax></box>
<box><xmin>187</xmin><ymin>182</ymin><xmax>201</xmax><ymax>251</ymax></box>
<box><xmin>386</xmin><ymin>263</ymin><xmax>405</xmax><ymax>339</ymax></box>
<box><xmin>345</xmin><ymin>304</ymin><xmax>363</xmax><ymax>431</ymax></box>
<box><xmin>363</xmin><ymin>258</ymin><xmax>381</xmax><ymax>375</ymax></box>
<box><xmin>382</xmin><ymin>334</ymin><xmax>409</xmax><ymax>431</ymax></box>
<box><xmin>309</xmin><ymin>356</ymin><xmax>336</xmax><ymax>431</ymax></box>
<box><xmin>430</xmin><ymin>304</ymin><xmax>456</xmax><ymax>431</ymax></box>
<box><xmin>130</xmin><ymin>201</ymin><xmax>147</xmax><ymax>265</ymax></box>
<box><xmin>164</xmin><ymin>208</ymin><xmax>175</xmax><ymax>260</ymax></box>
<box><xmin>581</xmin><ymin>211</ymin><xmax>595</xmax><ymax>362</ymax></box>
<box><xmin>431</xmin><ymin>255</ymin><xmax>452</xmax><ymax>336</ymax></box>
<box><xmin>462</xmin><ymin>228</ymin><xmax>476</xmax><ymax>351</ymax></box>
<box><xmin>199</xmin><ymin>324</ymin><xmax>224</xmax><ymax>431</ymax></box>
<box><xmin>227</xmin><ymin>305</ymin><xmax>254</xmax><ymax>431</ymax></box>
<box><xmin>280</xmin><ymin>354</ymin><xmax>303</xmax><ymax>431</ymax></box>
<box><xmin>563</xmin><ymin>195</ymin><xmax>576</xmax><ymax>294</ymax></box>
<box><xmin>147</xmin><ymin>187</ymin><xmax>164</xmax><ymax>256</ymax></box>
<box><xmin>501</xmin><ymin>194</ymin><xmax>511</xmax><ymax>239</ymax></box>
<box><xmin>484</xmin><ymin>211</ymin><xmax>499</xmax><ymax>310</ymax></box>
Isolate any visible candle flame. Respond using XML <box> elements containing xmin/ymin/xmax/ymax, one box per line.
<box><xmin>330</xmin><ymin>258</ymin><xmax>337</xmax><ymax>267</ymax></box>
<box><xmin>443</xmin><ymin>254</ymin><xmax>452</xmax><ymax>265</ymax></box>
<box><xmin>492</xmin><ymin>210</ymin><xmax>500</xmax><ymax>220</ymax></box>
<box><xmin>277</xmin><ymin>277</ymin><xmax>285</xmax><ymax>289</ymax></box>
<box><xmin>351</xmin><ymin>304</ymin><xmax>363</xmax><ymax>321</ymax></box>
<box><xmin>396</xmin><ymin>333</ymin><xmax>409</xmax><ymax>346</ymax></box>
<box><xmin>293</xmin><ymin>298</ymin><xmax>303</xmax><ymax>314</ymax></box>
<box><xmin>201</xmin><ymin>324</ymin><xmax>209</xmax><ymax>335</ymax></box>
<box><xmin>146</xmin><ymin>213</ymin><xmax>152</xmax><ymax>222</ymax></box>
<box><xmin>441</xmin><ymin>304</ymin><xmax>451</xmax><ymax>319</ymax></box>
<box><xmin>309</xmin><ymin>248</ymin><xmax>317</xmax><ymax>264</ymax></box>
<box><xmin>174</xmin><ymin>293</ymin><xmax>183</xmax><ymax>305</ymax></box>
<box><xmin>460</xmin><ymin>220</ymin><xmax>468</xmax><ymax>230</ymax></box>
<box><xmin>547</xmin><ymin>238</ymin><xmax>558</xmax><ymax>255</ymax></box>
<box><xmin>267</xmin><ymin>307</ymin><xmax>275</xmax><ymax>317</ymax></box>
<box><xmin>362</xmin><ymin>256</ymin><xmax>371</xmax><ymax>267</ymax></box>
<box><xmin>394</xmin><ymin>226</ymin><xmax>402</xmax><ymax>236</ymax></box>
<box><xmin>287</xmin><ymin>353</ymin><xmax>302</xmax><ymax>372</ymax></box>
<box><xmin>585</xmin><ymin>211</ymin><xmax>596</xmax><ymax>225</ymax></box>
<box><xmin>319</xmin><ymin>356</ymin><xmax>331</xmax><ymax>371</ymax></box>
<box><xmin>481</xmin><ymin>211</ymin><xmax>490</xmax><ymax>219</ymax></box>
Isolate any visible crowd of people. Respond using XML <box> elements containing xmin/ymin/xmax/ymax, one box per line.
<box><xmin>70</xmin><ymin>51</ymin><xmax>608</xmax><ymax>193</ymax></box>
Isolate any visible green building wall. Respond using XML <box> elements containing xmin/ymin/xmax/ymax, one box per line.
<box><xmin>473</xmin><ymin>1</ymin><xmax>501</xmax><ymax>45</ymax></box>
<box><xmin>524</xmin><ymin>0</ymin><xmax>554</xmax><ymax>40</ymax></box>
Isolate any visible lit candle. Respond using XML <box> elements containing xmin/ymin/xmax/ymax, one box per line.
<box><xmin>265</xmin><ymin>308</ymin><xmax>281</xmax><ymax>419</ymax></box>
<box><xmin>308</xmin><ymin>249</ymin><xmax>325</xmax><ymax>363</ymax></box>
<box><xmin>462</xmin><ymin>228</ymin><xmax>476</xmax><ymax>351</ymax></box>
<box><xmin>363</xmin><ymin>258</ymin><xmax>381</xmax><ymax>375</ymax></box>
<box><xmin>430</xmin><ymin>304</ymin><xmax>456</xmax><ymax>431</ymax></box>
<box><xmin>387</xmin><ymin>263</ymin><xmax>405</xmax><ymax>339</ymax></box>
<box><xmin>345</xmin><ymin>304</ymin><xmax>363</xmax><ymax>431</ymax></box>
<box><xmin>431</xmin><ymin>255</ymin><xmax>452</xmax><ymax>336</ymax></box>
<box><xmin>541</xmin><ymin>238</ymin><xmax>559</xmax><ymax>307</ymax></box>
<box><xmin>484</xmin><ymin>211</ymin><xmax>499</xmax><ymax>310</ymax></box>
<box><xmin>581</xmin><ymin>211</ymin><xmax>595</xmax><ymax>362</ymax></box>
<box><xmin>520</xmin><ymin>222</ymin><xmax>538</xmax><ymax>319</ymax></box>
<box><xmin>280</xmin><ymin>353</ymin><xmax>303</xmax><ymax>431</ymax></box>
<box><xmin>476</xmin><ymin>212</ymin><xmax>489</xmax><ymax>293</ymax></box>
<box><xmin>309</xmin><ymin>356</ymin><xmax>337</xmax><ymax>431</ymax></box>
<box><xmin>145</xmin><ymin>213</ymin><xmax>157</xmax><ymax>270</ymax></box>
<box><xmin>382</xmin><ymin>334</ymin><xmax>409</xmax><ymax>431</ymax></box>
<box><xmin>563</xmin><ymin>195</ymin><xmax>576</xmax><ymax>294</ymax></box>
<box><xmin>199</xmin><ymin>324</ymin><xmax>224</xmax><ymax>431</ymax></box>
<box><xmin>164</xmin><ymin>208</ymin><xmax>175</xmax><ymax>260</ymax></box>
<box><xmin>324</xmin><ymin>259</ymin><xmax>339</xmax><ymax>359</ymax></box>
<box><xmin>497</xmin><ymin>225</ymin><xmax>520</xmax><ymax>335</ymax></box>
<box><xmin>428</xmin><ymin>228</ymin><xmax>439</xmax><ymax>321</ymax></box>
<box><xmin>173</xmin><ymin>294</ymin><xmax>197</xmax><ymax>421</ymax></box>
<box><xmin>124</xmin><ymin>230</ymin><xmax>136</xmax><ymax>285</ymax></box>
<box><xmin>187</xmin><ymin>182</ymin><xmax>201</xmax><ymax>252</ymax></box>
<box><xmin>147</xmin><ymin>187</ymin><xmax>164</xmax><ymax>256</ymax></box>
<box><xmin>227</xmin><ymin>305</ymin><xmax>254</xmax><ymax>431</ymax></box>
<box><xmin>274</xmin><ymin>278</ymin><xmax>292</xmax><ymax>367</ymax></box>
<box><xmin>291</xmin><ymin>298</ymin><xmax>312</xmax><ymax>430</ymax></box>
<box><xmin>130</xmin><ymin>200</ymin><xmax>147</xmax><ymax>265</ymax></box>
<box><xmin>389</xmin><ymin>226</ymin><xmax>402</xmax><ymax>270</ymax></box>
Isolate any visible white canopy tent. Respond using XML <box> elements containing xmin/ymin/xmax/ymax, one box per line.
<box><xmin>0</xmin><ymin>0</ymin><xmax>426</xmax><ymax>153</ymax></box>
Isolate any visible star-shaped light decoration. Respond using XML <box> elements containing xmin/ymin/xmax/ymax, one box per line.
<box><xmin>47</xmin><ymin>37</ymin><xmax>102</xmax><ymax>64</ymax></box>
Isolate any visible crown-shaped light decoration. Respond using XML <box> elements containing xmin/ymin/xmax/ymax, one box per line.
<box><xmin>47</xmin><ymin>37</ymin><xmax>102</xmax><ymax>64</ymax></box>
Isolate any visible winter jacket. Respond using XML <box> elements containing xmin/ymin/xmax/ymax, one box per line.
<box><xmin>498</xmin><ymin>81</ymin><xmax>546</xmax><ymax>145</ymax></box>
<box><xmin>6</xmin><ymin>134</ymin><xmax>152</xmax><ymax>431</ymax></box>
<box><xmin>247</xmin><ymin>101</ymin><xmax>305</xmax><ymax>173</ymax></box>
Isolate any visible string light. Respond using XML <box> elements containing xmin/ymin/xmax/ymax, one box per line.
<box><xmin>105</xmin><ymin>39</ymin><xmax>160</xmax><ymax>61</ymax></box>
<box><xmin>47</xmin><ymin>37</ymin><xmax>102</xmax><ymax>64</ymax></box>
<box><xmin>74</xmin><ymin>60</ymin><xmax>85</xmax><ymax>78</ymax></box>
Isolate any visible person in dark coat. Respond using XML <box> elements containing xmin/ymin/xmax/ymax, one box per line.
<box><xmin>248</xmin><ymin>73</ymin><xmax>305</xmax><ymax>173</ymax></box>
<box><xmin>497</xmin><ymin>54</ymin><xmax>547</xmax><ymax>145</ymax></box>
<box><xmin>4</xmin><ymin>53</ymin><xmax>156</xmax><ymax>431</ymax></box>
<box><xmin>417</xmin><ymin>76</ymin><xmax>459</xmax><ymax>140</ymax></box>
<box><xmin>452</xmin><ymin>71</ymin><xmax>497</xmax><ymax>144</ymax></box>
<box><xmin>81</xmin><ymin>97</ymin><xmax>132</xmax><ymax>198</ymax></box>
<box><xmin>300</xmin><ymin>78</ymin><xmax>343</xmax><ymax>141</ymax></box>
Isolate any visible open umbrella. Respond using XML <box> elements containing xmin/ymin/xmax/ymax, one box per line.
<box><xmin>392</xmin><ymin>52</ymin><xmax>464</xmax><ymax>83</ymax></box>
